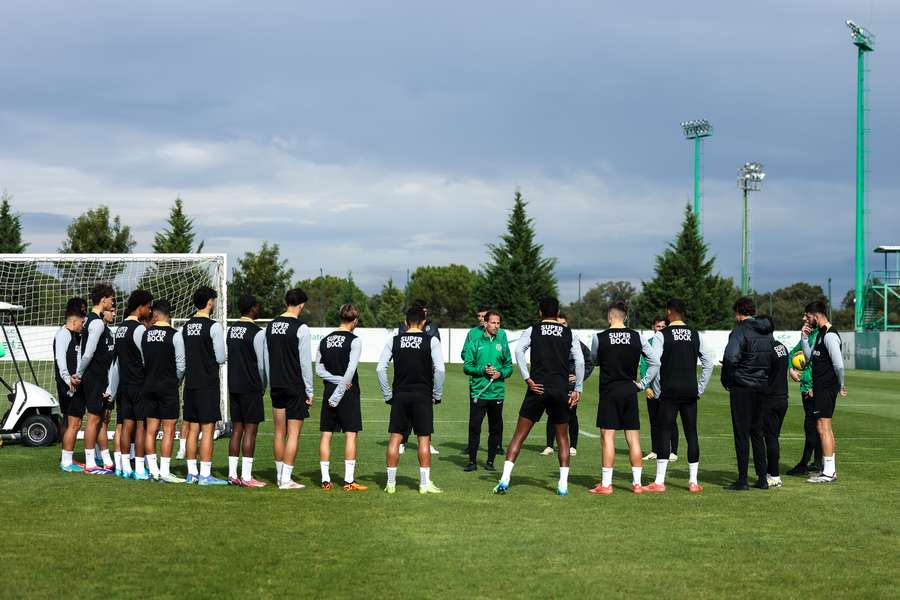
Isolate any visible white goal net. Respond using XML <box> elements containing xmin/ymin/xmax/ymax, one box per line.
<box><xmin>0</xmin><ymin>253</ymin><xmax>229</xmax><ymax>424</ymax></box>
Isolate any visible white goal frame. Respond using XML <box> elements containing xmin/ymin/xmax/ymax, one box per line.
<box><xmin>0</xmin><ymin>253</ymin><xmax>230</xmax><ymax>425</ymax></box>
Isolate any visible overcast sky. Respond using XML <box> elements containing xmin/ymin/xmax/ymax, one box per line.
<box><xmin>2</xmin><ymin>1</ymin><xmax>898</xmax><ymax>302</ymax></box>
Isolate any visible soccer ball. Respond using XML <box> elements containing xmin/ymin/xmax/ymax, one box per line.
<box><xmin>791</xmin><ymin>352</ymin><xmax>806</xmax><ymax>370</ymax></box>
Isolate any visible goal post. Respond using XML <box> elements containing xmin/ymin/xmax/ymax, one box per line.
<box><xmin>0</xmin><ymin>253</ymin><xmax>230</xmax><ymax>428</ymax></box>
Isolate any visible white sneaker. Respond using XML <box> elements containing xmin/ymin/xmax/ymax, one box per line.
<box><xmin>429</xmin><ymin>445</ymin><xmax>440</xmax><ymax>455</ymax></box>
<box><xmin>159</xmin><ymin>473</ymin><xmax>185</xmax><ymax>484</ymax></box>
<box><xmin>668</xmin><ymin>453</ymin><xmax>678</xmax><ymax>462</ymax></box>
<box><xmin>279</xmin><ymin>480</ymin><xmax>306</xmax><ymax>490</ymax></box>
<box><xmin>569</xmin><ymin>448</ymin><xmax>577</xmax><ymax>456</ymax></box>
<box><xmin>398</xmin><ymin>444</ymin><xmax>406</xmax><ymax>455</ymax></box>
<box><xmin>175</xmin><ymin>448</ymin><xmax>185</xmax><ymax>460</ymax></box>
<box><xmin>767</xmin><ymin>475</ymin><xmax>783</xmax><ymax>488</ymax></box>
<box><xmin>642</xmin><ymin>452</ymin><xmax>657</xmax><ymax>461</ymax></box>
<box><xmin>540</xmin><ymin>447</ymin><xmax>555</xmax><ymax>456</ymax></box>
<box><xmin>807</xmin><ymin>473</ymin><xmax>837</xmax><ymax>484</ymax></box>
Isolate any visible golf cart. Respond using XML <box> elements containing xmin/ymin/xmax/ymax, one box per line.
<box><xmin>0</xmin><ymin>302</ymin><xmax>61</xmax><ymax>446</ymax></box>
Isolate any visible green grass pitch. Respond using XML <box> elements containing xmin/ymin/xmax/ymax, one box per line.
<box><xmin>1</xmin><ymin>365</ymin><xmax>898</xmax><ymax>598</ymax></box>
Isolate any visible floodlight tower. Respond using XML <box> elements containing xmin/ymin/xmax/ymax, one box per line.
<box><xmin>847</xmin><ymin>20</ymin><xmax>874</xmax><ymax>331</ymax></box>
<box><xmin>737</xmin><ymin>162</ymin><xmax>765</xmax><ymax>295</ymax></box>
<box><xmin>681</xmin><ymin>119</ymin><xmax>713</xmax><ymax>235</ymax></box>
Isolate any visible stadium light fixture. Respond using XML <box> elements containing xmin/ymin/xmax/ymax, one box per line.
<box><xmin>681</xmin><ymin>119</ymin><xmax>713</xmax><ymax>235</ymax></box>
<box><xmin>737</xmin><ymin>162</ymin><xmax>765</xmax><ymax>295</ymax></box>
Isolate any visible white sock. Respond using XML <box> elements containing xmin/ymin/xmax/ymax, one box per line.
<box><xmin>85</xmin><ymin>449</ymin><xmax>97</xmax><ymax>469</ymax></box>
<box><xmin>500</xmin><ymin>460</ymin><xmax>515</xmax><ymax>485</ymax></box>
<box><xmin>387</xmin><ymin>467</ymin><xmax>397</xmax><ymax>485</ymax></box>
<box><xmin>101</xmin><ymin>449</ymin><xmax>112</xmax><ymax>467</ymax></box>
<box><xmin>601</xmin><ymin>467</ymin><xmax>613</xmax><ymax>487</ymax></box>
<box><xmin>632</xmin><ymin>466</ymin><xmax>642</xmax><ymax>486</ymax></box>
<box><xmin>419</xmin><ymin>467</ymin><xmax>430</xmax><ymax>487</ymax></box>
<box><xmin>281</xmin><ymin>464</ymin><xmax>294</xmax><ymax>484</ymax></box>
<box><xmin>135</xmin><ymin>456</ymin><xmax>146</xmax><ymax>474</ymax></box>
<box><xmin>160</xmin><ymin>457</ymin><xmax>171</xmax><ymax>478</ymax></box>
<box><xmin>559</xmin><ymin>466</ymin><xmax>570</xmax><ymax>491</ymax></box>
<box><xmin>61</xmin><ymin>449</ymin><xmax>73</xmax><ymax>467</ymax></box>
<box><xmin>146</xmin><ymin>453</ymin><xmax>160</xmax><ymax>477</ymax></box>
<box><xmin>178</xmin><ymin>437</ymin><xmax>186</xmax><ymax>454</ymax></box>
<box><xmin>228</xmin><ymin>456</ymin><xmax>239</xmax><ymax>479</ymax></box>
<box><xmin>200</xmin><ymin>461</ymin><xmax>212</xmax><ymax>478</ymax></box>
<box><xmin>344</xmin><ymin>459</ymin><xmax>356</xmax><ymax>484</ymax></box>
<box><xmin>241</xmin><ymin>457</ymin><xmax>253</xmax><ymax>481</ymax></box>
<box><xmin>823</xmin><ymin>455</ymin><xmax>836</xmax><ymax>477</ymax></box>
<box><xmin>275</xmin><ymin>460</ymin><xmax>284</xmax><ymax>480</ymax></box>
<box><xmin>688</xmin><ymin>462</ymin><xmax>699</xmax><ymax>484</ymax></box>
<box><xmin>320</xmin><ymin>461</ymin><xmax>331</xmax><ymax>483</ymax></box>
<box><xmin>130</xmin><ymin>443</ymin><xmax>136</xmax><ymax>460</ymax></box>
<box><xmin>655</xmin><ymin>459</ymin><xmax>668</xmax><ymax>485</ymax></box>
<box><xmin>187</xmin><ymin>459</ymin><xmax>198</xmax><ymax>476</ymax></box>
<box><xmin>122</xmin><ymin>455</ymin><xmax>133</xmax><ymax>474</ymax></box>
<box><xmin>114</xmin><ymin>451</ymin><xmax>122</xmax><ymax>471</ymax></box>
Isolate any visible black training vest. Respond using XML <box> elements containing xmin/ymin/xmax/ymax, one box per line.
<box><xmin>659</xmin><ymin>324</ymin><xmax>701</xmax><ymax>399</ymax></box>
<box><xmin>767</xmin><ymin>340</ymin><xmax>790</xmax><ymax>398</ymax></box>
<box><xmin>142</xmin><ymin>325</ymin><xmax>178</xmax><ymax>392</ymax></box>
<box><xmin>320</xmin><ymin>330</ymin><xmax>360</xmax><ymax>401</ymax></box>
<box><xmin>266</xmin><ymin>316</ymin><xmax>305</xmax><ymax>390</ymax></box>
<box><xmin>529</xmin><ymin>321</ymin><xmax>572</xmax><ymax>392</ymax></box>
<box><xmin>595</xmin><ymin>328</ymin><xmax>642</xmax><ymax>391</ymax></box>
<box><xmin>392</xmin><ymin>332</ymin><xmax>433</xmax><ymax>397</ymax></box>
<box><xmin>82</xmin><ymin>311</ymin><xmax>114</xmax><ymax>380</ymax></box>
<box><xmin>811</xmin><ymin>326</ymin><xmax>842</xmax><ymax>390</ymax></box>
<box><xmin>227</xmin><ymin>321</ymin><xmax>263</xmax><ymax>394</ymax></box>
<box><xmin>53</xmin><ymin>328</ymin><xmax>81</xmax><ymax>389</ymax></box>
<box><xmin>182</xmin><ymin>316</ymin><xmax>220</xmax><ymax>390</ymax></box>
<box><xmin>114</xmin><ymin>319</ymin><xmax>145</xmax><ymax>388</ymax></box>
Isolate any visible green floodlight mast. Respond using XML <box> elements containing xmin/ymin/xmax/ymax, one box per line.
<box><xmin>737</xmin><ymin>162</ymin><xmax>765</xmax><ymax>295</ymax></box>
<box><xmin>847</xmin><ymin>19</ymin><xmax>874</xmax><ymax>331</ymax></box>
<box><xmin>681</xmin><ymin>119</ymin><xmax>713</xmax><ymax>235</ymax></box>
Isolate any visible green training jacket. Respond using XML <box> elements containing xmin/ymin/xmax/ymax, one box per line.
<box><xmin>789</xmin><ymin>328</ymin><xmax>817</xmax><ymax>394</ymax></box>
<box><xmin>461</xmin><ymin>326</ymin><xmax>512</xmax><ymax>401</ymax></box>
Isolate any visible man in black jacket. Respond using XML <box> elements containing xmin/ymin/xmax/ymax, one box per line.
<box><xmin>721</xmin><ymin>297</ymin><xmax>773</xmax><ymax>490</ymax></box>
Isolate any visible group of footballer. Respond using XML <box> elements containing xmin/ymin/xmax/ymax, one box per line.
<box><xmin>53</xmin><ymin>282</ymin><xmax>844</xmax><ymax>495</ymax></box>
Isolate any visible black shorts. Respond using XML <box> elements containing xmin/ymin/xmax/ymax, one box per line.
<box><xmin>271</xmin><ymin>388</ymin><xmax>309</xmax><ymax>421</ymax></box>
<box><xmin>59</xmin><ymin>383</ymin><xmax>83</xmax><ymax>419</ymax></box>
<box><xmin>82</xmin><ymin>379</ymin><xmax>108</xmax><ymax>417</ymax></box>
<box><xmin>519</xmin><ymin>388</ymin><xmax>570</xmax><ymax>425</ymax></box>
<box><xmin>812</xmin><ymin>386</ymin><xmax>838</xmax><ymax>419</ymax></box>
<box><xmin>320</xmin><ymin>393</ymin><xmax>362</xmax><ymax>433</ymax></box>
<box><xmin>597</xmin><ymin>385</ymin><xmax>640</xmax><ymax>430</ymax></box>
<box><xmin>144</xmin><ymin>388</ymin><xmax>180</xmax><ymax>420</ymax></box>
<box><xmin>118</xmin><ymin>386</ymin><xmax>142</xmax><ymax>422</ymax></box>
<box><xmin>183</xmin><ymin>387</ymin><xmax>222</xmax><ymax>424</ymax></box>
<box><xmin>388</xmin><ymin>394</ymin><xmax>433</xmax><ymax>436</ymax></box>
<box><xmin>230</xmin><ymin>391</ymin><xmax>265</xmax><ymax>424</ymax></box>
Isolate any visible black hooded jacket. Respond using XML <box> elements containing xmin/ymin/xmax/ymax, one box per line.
<box><xmin>720</xmin><ymin>317</ymin><xmax>774</xmax><ymax>391</ymax></box>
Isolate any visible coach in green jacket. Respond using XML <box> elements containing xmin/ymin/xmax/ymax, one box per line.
<box><xmin>462</xmin><ymin>309</ymin><xmax>512</xmax><ymax>472</ymax></box>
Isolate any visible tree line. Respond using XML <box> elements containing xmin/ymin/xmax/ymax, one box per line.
<box><xmin>0</xmin><ymin>189</ymin><xmax>869</xmax><ymax>330</ymax></box>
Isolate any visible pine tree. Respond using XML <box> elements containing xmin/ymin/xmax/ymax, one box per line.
<box><xmin>326</xmin><ymin>272</ymin><xmax>376</xmax><ymax>327</ymax></box>
<box><xmin>635</xmin><ymin>205</ymin><xmax>736</xmax><ymax>329</ymax></box>
<box><xmin>153</xmin><ymin>197</ymin><xmax>204</xmax><ymax>253</ymax></box>
<box><xmin>475</xmin><ymin>191</ymin><xmax>558</xmax><ymax>328</ymax></box>
<box><xmin>0</xmin><ymin>191</ymin><xmax>28</xmax><ymax>253</ymax></box>
<box><xmin>371</xmin><ymin>278</ymin><xmax>406</xmax><ymax>328</ymax></box>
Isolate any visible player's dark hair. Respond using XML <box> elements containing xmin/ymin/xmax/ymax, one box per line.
<box><xmin>539</xmin><ymin>296</ymin><xmax>560</xmax><ymax>318</ymax></box>
<box><xmin>285</xmin><ymin>288</ymin><xmax>308</xmax><ymax>307</ymax></box>
<box><xmin>609</xmin><ymin>300</ymin><xmax>628</xmax><ymax>315</ymax></box>
<box><xmin>803</xmin><ymin>301</ymin><xmax>818</xmax><ymax>314</ymax></box>
<box><xmin>90</xmin><ymin>283</ymin><xmax>115</xmax><ymax>306</ymax></box>
<box><xmin>66</xmin><ymin>297</ymin><xmax>87</xmax><ymax>317</ymax></box>
<box><xmin>237</xmin><ymin>294</ymin><xmax>259</xmax><ymax>316</ymax></box>
<box><xmin>126</xmin><ymin>290</ymin><xmax>153</xmax><ymax>316</ymax></box>
<box><xmin>484</xmin><ymin>310</ymin><xmax>501</xmax><ymax>323</ymax></box>
<box><xmin>339</xmin><ymin>304</ymin><xmax>360</xmax><ymax>323</ymax></box>
<box><xmin>151</xmin><ymin>299</ymin><xmax>172</xmax><ymax>318</ymax></box>
<box><xmin>653</xmin><ymin>316</ymin><xmax>666</xmax><ymax>325</ymax></box>
<box><xmin>733</xmin><ymin>296</ymin><xmax>756</xmax><ymax>317</ymax></box>
<box><xmin>808</xmin><ymin>300</ymin><xmax>828</xmax><ymax>316</ymax></box>
<box><xmin>666</xmin><ymin>298</ymin><xmax>686</xmax><ymax>317</ymax></box>
<box><xmin>406</xmin><ymin>305</ymin><xmax>426</xmax><ymax>326</ymax></box>
<box><xmin>192</xmin><ymin>286</ymin><xmax>218</xmax><ymax>310</ymax></box>
<box><xmin>411</xmin><ymin>298</ymin><xmax>428</xmax><ymax>310</ymax></box>
<box><xmin>477</xmin><ymin>304</ymin><xmax>492</xmax><ymax>314</ymax></box>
